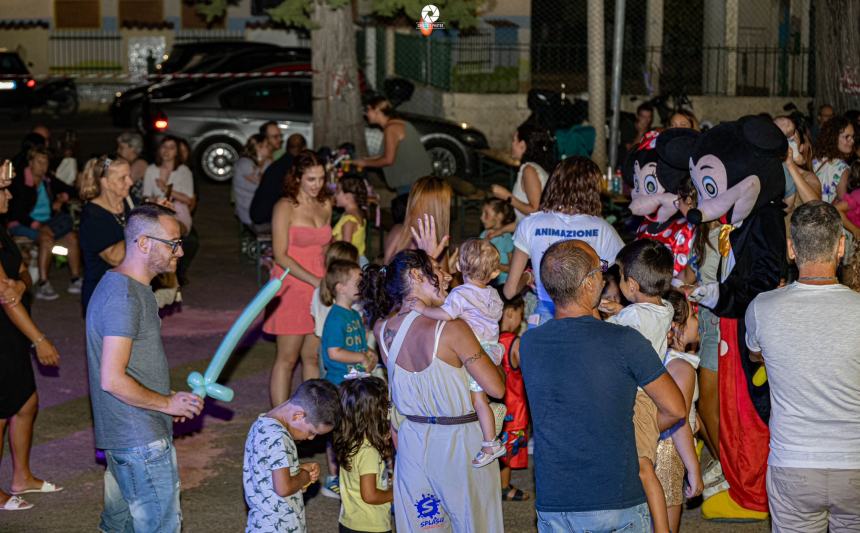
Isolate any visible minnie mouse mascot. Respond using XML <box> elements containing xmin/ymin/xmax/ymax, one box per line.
<box><xmin>623</xmin><ymin>129</ymin><xmax>700</xmax><ymax>277</ymax></box>
<box><xmin>682</xmin><ymin>116</ymin><xmax>788</xmax><ymax>520</ymax></box>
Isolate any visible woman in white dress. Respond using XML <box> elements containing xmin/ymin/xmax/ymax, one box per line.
<box><xmin>362</xmin><ymin>244</ymin><xmax>504</xmax><ymax>532</ymax></box>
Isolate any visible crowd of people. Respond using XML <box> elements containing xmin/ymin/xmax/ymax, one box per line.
<box><xmin>0</xmin><ymin>97</ymin><xmax>859</xmax><ymax>533</ymax></box>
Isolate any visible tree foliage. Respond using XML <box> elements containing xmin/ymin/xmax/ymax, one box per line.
<box><xmin>193</xmin><ymin>0</ymin><xmax>481</xmax><ymax>29</ymax></box>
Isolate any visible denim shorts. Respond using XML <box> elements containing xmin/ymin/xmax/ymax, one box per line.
<box><xmin>100</xmin><ymin>437</ymin><xmax>181</xmax><ymax>533</ymax></box>
<box><xmin>537</xmin><ymin>502</ymin><xmax>651</xmax><ymax>533</ymax></box>
<box><xmin>697</xmin><ymin>307</ymin><xmax>720</xmax><ymax>372</ymax></box>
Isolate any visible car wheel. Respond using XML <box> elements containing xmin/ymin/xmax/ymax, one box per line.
<box><xmin>52</xmin><ymin>88</ymin><xmax>78</xmax><ymax>117</ymax></box>
<box><xmin>423</xmin><ymin>137</ymin><xmax>466</xmax><ymax>178</ymax></box>
<box><xmin>196</xmin><ymin>137</ymin><xmax>242</xmax><ymax>182</ymax></box>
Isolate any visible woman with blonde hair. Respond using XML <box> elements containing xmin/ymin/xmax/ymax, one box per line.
<box><xmin>383</xmin><ymin>175</ymin><xmax>452</xmax><ymax>264</ymax></box>
<box><xmin>503</xmin><ymin>157</ymin><xmax>625</xmax><ymax>327</ymax></box>
<box><xmin>669</xmin><ymin>109</ymin><xmax>700</xmax><ymax>131</ymax></box>
<box><xmin>78</xmin><ymin>156</ymin><xmax>134</xmax><ymax>313</ymax></box>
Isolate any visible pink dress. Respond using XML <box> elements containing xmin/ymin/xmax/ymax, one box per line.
<box><xmin>263</xmin><ymin>225</ymin><xmax>331</xmax><ymax>336</ymax></box>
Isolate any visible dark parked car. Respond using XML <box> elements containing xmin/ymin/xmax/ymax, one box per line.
<box><xmin>0</xmin><ymin>51</ymin><xmax>34</xmax><ymax>114</ymax></box>
<box><xmin>143</xmin><ymin>75</ymin><xmax>488</xmax><ymax>182</ymax></box>
<box><xmin>0</xmin><ymin>50</ymin><xmax>77</xmax><ymax>117</ymax></box>
<box><xmin>110</xmin><ymin>41</ymin><xmax>296</xmax><ymax>128</ymax></box>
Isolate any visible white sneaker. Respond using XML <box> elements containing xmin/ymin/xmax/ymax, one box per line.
<box><xmin>703</xmin><ymin>460</ymin><xmax>723</xmax><ymax>486</ymax></box>
<box><xmin>35</xmin><ymin>281</ymin><xmax>59</xmax><ymax>301</ymax></box>
<box><xmin>67</xmin><ymin>278</ymin><xmax>82</xmax><ymax>294</ymax></box>
<box><xmin>703</xmin><ymin>479</ymin><xmax>730</xmax><ymax>500</ymax></box>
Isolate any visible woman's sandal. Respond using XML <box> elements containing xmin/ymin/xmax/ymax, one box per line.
<box><xmin>1</xmin><ymin>496</ymin><xmax>33</xmax><ymax>511</ymax></box>
<box><xmin>472</xmin><ymin>440</ymin><xmax>506</xmax><ymax>468</ymax></box>
<box><xmin>501</xmin><ymin>485</ymin><xmax>531</xmax><ymax>501</ymax></box>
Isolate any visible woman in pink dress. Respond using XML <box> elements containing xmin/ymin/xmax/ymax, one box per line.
<box><xmin>263</xmin><ymin>150</ymin><xmax>332</xmax><ymax>406</ymax></box>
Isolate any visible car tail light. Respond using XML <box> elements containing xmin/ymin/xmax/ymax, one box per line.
<box><xmin>154</xmin><ymin>113</ymin><xmax>168</xmax><ymax>131</ymax></box>
<box><xmin>26</xmin><ymin>79</ymin><xmax>35</xmax><ymax>88</ymax></box>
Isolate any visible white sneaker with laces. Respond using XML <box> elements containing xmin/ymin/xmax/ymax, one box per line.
<box><xmin>35</xmin><ymin>281</ymin><xmax>59</xmax><ymax>301</ymax></box>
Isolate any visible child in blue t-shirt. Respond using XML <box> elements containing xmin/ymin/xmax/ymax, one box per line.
<box><xmin>479</xmin><ymin>198</ymin><xmax>516</xmax><ymax>285</ymax></box>
<box><xmin>319</xmin><ymin>259</ymin><xmax>378</xmax><ymax>500</ymax></box>
<box><xmin>320</xmin><ymin>260</ymin><xmax>377</xmax><ymax>384</ymax></box>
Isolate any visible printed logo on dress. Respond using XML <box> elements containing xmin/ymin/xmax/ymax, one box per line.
<box><xmin>534</xmin><ymin>228</ymin><xmax>599</xmax><ymax>238</ymax></box>
<box><xmin>415</xmin><ymin>493</ymin><xmax>445</xmax><ymax>529</ymax></box>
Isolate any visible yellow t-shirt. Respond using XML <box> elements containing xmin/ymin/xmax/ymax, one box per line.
<box><xmin>338</xmin><ymin>440</ymin><xmax>391</xmax><ymax>532</ymax></box>
<box><xmin>332</xmin><ymin>213</ymin><xmax>367</xmax><ymax>257</ymax></box>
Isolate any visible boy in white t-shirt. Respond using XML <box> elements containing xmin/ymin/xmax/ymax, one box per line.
<box><xmin>410</xmin><ymin>239</ymin><xmax>506</xmax><ymax>468</ymax></box>
<box><xmin>600</xmin><ymin>239</ymin><xmax>676</xmax><ymax>533</ymax></box>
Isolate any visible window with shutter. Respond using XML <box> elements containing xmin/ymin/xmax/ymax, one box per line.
<box><xmin>119</xmin><ymin>0</ymin><xmax>164</xmax><ymax>26</ymax></box>
<box><xmin>181</xmin><ymin>1</ymin><xmax>225</xmax><ymax>29</ymax></box>
<box><xmin>54</xmin><ymin>0</ymin><xmax>100</xmax><ymax>29</ymax></box>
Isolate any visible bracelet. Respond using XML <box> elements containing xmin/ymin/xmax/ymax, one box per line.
<box><xmin>32</xmin><ymin>335</ymin><xmax>47</xmax><ymax>347</ymax></box>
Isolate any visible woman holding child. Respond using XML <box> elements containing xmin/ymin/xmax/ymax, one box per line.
<box><xmin>362</xmin><ymin>233</ymin><xmax>505</xmax><ymax>531</ymax></box>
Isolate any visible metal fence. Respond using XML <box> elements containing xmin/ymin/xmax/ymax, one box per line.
<box><xmin>174</xmin><ymin>29</ymin><xmax>245</xmax><ymax>43</ymax></box>
<box><xmin>386</xmin><ymin>30</ymin><xmax>813</xmax><ymax>97</ymax></box>
<box><xmin>392</xmin><ymin>31</ymin><xmax>523</xmax><ymax>93</ymax></box>
<box><xmin>48</xmin><ymin>30</ymin><xmax>123</xmax><ymax>75</ymax></box>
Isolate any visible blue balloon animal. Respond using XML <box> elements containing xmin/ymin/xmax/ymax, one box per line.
<box><xmin>187</xmin><ymin>268</ymin><xmax>289</xmax><ymax>401</ymax></box>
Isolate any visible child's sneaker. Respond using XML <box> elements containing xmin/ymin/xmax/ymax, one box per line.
<box><xmin>320</xmin><ymin>475</ymin><xmax>340</xmax><ymax>499</ymax></box>
<box><xmin>472</xmin><ymin>440</ymin><xmax>506</xmax><ymax>468</ymax></box>
<box><xmin>35</xmin><ymin>281</ymin><xmax>59</xmax><ymax>301</ymax></box>
<box><xmin>68</xmin><ymin>277</ymin><xmax>82</xmax><ymax>294</ymax></box>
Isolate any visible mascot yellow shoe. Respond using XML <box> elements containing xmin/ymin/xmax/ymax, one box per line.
<box><xmin>702</xmin><ymin>489</ymin><xmax>769</xmax><ymax>521</ymax></box>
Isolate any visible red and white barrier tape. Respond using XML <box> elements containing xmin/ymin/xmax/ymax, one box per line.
<box><xmin>1</xmin><ymin>70</ymin><xmax>314</xmax><ymax>81</ymax></box>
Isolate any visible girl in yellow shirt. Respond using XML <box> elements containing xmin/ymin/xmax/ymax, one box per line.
<box><xmin>333</xmin><ymin>176</ymin><xmax>368</xmax><ymax>264</ymax></box>
<box><xmin>334</xmin><ymin>377</ymin><xmax>393</xmax><ymax>533</ymax></box>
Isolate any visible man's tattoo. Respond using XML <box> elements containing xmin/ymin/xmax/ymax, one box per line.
<box><xmin>463</xmin><ymin>352</ymin><xmax>483</xmax><ymax>367</ymax></box>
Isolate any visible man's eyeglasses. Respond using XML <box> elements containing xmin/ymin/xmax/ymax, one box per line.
<box><xmin>137</xmin><ymin>235</ymin><xmax>183</xmax><ymax>255</ymax></box>
<box><xmin>581</xmin><ymin>259</ymin><xmax>609</xmax><ymax>285</ymax></box>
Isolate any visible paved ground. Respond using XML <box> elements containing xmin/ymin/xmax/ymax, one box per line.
<box><xmin>0</xmin><ymin>114</ymin><xmax>771</xmax><ymax>532</ymax></box>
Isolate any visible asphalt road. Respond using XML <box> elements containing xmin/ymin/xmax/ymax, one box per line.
<box><xmin>0</xmin><ymin>112</ymin><xmax>771</xmax><ymax>532</ymax></box>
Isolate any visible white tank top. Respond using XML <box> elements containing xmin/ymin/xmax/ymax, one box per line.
<box><xmin>512</xmin><ymin>162</ymin><xmax>549</xmax><ymax>221</ymax></box>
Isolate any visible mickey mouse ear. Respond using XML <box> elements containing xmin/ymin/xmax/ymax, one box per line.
<box><xmin>656</xmin><ymin>128</ymin><xmax>699</xmax><ymax>170</ymax></box>
<box><xmin>739</xmin><ymin>115</ymin><xmax>788</xmax><ymax>156</ymax></box>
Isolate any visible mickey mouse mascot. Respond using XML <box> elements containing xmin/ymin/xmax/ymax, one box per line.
<box><xmin>683</xmin><ymin>116</ymin><xmax>788</xmax><ymax>520</ymax></box>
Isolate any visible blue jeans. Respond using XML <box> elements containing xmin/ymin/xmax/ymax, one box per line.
<box><xmin>100</xmin><ymin>438</ymin><xmax>181</xmax><ymax>533</ymax></box>
<box><xmin>528</xmin><ymin>298</ymin><xmax>556</xmax><ymax>329</ymax></box>
<box><xmin>536</xmin><ymin>502</ymin><xmax>651</xmax><ymax>533</ymax></box>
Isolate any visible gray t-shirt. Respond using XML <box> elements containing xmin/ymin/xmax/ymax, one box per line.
<box><xmin>86</xmin><ymin>271</ymin><xmax>172</xmax><ymax>450</ymax></box>
<box><xmin>745</xmin><ymin>282</ymin><xmax>860</xmax><ymax>469</ymax></box>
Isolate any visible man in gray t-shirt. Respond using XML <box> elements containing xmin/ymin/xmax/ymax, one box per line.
<box><xmin>745</xmin><ymin>201</ymin><xmax>860</xmax><ymax>532</ymax></box>
<box><xmin>85</xmin><ymin>204</ymin><xmax>203</xmax><ymax>533</ymax></box>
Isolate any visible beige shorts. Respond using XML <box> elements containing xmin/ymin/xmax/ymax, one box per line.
<box><xmin>633</xmin><ymin>390</ymin><xmax>659</xmax><ymax>464</ymax></box>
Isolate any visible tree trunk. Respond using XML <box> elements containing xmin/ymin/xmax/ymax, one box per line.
<box><xmin>815</xmin><ymin>0</ymin><xmax>860</xmax><ymax>110</ymax></box>
<box><xmin>587</xmin><ymin>0</ymin><xmax>607</xmax><ymax>169</ymax></box>
<box><xmin>311</xmin><ymin>0</ymin><xmax>367</xmax><ymax>153</ymax></box>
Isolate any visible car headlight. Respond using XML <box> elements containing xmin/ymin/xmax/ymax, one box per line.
<box><xmin>115</xmin><ymin>91</ymin><xmax>123</xmax><ymax>98</ymax></box>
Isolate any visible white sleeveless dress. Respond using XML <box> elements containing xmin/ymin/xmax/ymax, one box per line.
<box><xmin>380</xmin><ymin>311</ymin><xmax>504</xmax><ymax>532</ymax></box>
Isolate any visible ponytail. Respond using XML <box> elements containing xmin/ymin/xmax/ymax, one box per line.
<box><xmin>360</xmin><ymin>264</ymin><xmax>393</xmax><ymax>328</ymax></box>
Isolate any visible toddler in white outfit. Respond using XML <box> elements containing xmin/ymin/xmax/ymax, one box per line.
<box><xmin>410</xmin><ymin>238</ymin><xmax>506</xmax><ymax>468</ymax></box>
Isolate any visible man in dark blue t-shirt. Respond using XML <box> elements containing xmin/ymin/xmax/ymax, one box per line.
<box><xmin>520</xmin><ymin>240</ymin><xmax>685</xmax><ymax>532</ymax></box>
